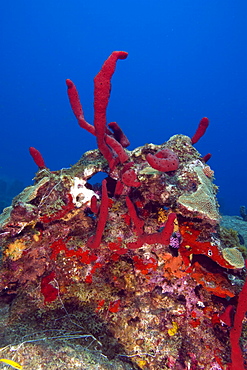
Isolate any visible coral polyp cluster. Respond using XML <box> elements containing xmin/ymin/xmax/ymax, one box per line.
<box><xmin>0</xmin><ymin>52</ymin><xmax>246</xmax><ymax>370</ymax></box>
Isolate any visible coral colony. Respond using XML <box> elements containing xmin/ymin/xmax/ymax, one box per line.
<box><xmin>0</xmin><ymin>51</ymin><xmax>247</xmax><ymax>369</ymax></box>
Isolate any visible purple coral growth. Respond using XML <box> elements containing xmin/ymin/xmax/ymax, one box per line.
<box><xmin>169</xmin><ymin>231</ymin><xmax>181</xmax><ymax>248</ymax></box>
<box><xmin>209</xmin><ymin>363</ymin><xmax>223</xmax><ymax>370</ymax></box>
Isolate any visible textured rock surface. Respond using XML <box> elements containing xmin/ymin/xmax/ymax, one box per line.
<box><xmin>221</xmin><ymin>215</ymin><xmax>247</xmax><ymax>246</ymax></box>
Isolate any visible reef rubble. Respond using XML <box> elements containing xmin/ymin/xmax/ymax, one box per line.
<box><xmin>0</xmin><ymin>52</ymin><xmax>246</xmax><ymax>370</ymax></box>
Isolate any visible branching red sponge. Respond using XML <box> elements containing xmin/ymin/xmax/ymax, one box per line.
<box><xmin>105</xmin><ymin>134</ymin><xmax>129</xmax><ymax>164</ymax></box>
<box><xmin>127</xmin><ymin>212</ymin><xmax>176</xmax><ymax>249</ymax></box>
<box><xmin>219</xmin><ymin>305</ymin><xmax>233</xmax><ymax>327</ymax></box>
<box><xmin>146</xmin><ymin>148</ymin><xmax>179</xmax><ymax>172</ymax></box>
<box><xmin>66</xmin><ymin>79</ymin><xmax>95</xmax><ymax>135</ymax></box>
<box><xmin>202</xmin><ymin>153</ymin><xmax>212</xmax><ymax>163</ymax></box>
<box><xmin>108</xmin><ymin>121</ymin><xmax>130</xmax><ymax>148</ymax></box>
<box><xmin>90</xmin><ymin>195</ymin><xmax>99</xmax><ymax>214</ymax></box>
<box><xmin>87</xmin><ymin>179</ymin><xmax>109</xmax><ymax>249</ymax></box>
<box><xmin>229</xmin><ymin>260</ymin><xmax>247</xmax><ymax>370</ymax></box>
<box><xmin>66</xmin><ymin>79</ymin><xmax>128</xmax><ymax>166</ymax></box>
<box><xmin>29</xmin><ymin>147</ymin><xmax>46</xmax><ymax>169</ymax></box>
<box><xmin>93</xmin><ymin>51</ymin><xmax>128</xmax><ymax>169</ymax></box>
<box><xmin>66</xmin><ymin>52</ymin><xmax>129</xmax><ymax>170</ymax></box>
<box><xmin>191</xmin><ymin>117</ymin><xmax>209</xmax><ymax>144</ymax></box>
<box><xmin>126</xmin><ymin>196</ymin><xmax>144</xmax><ymax>236</ymax></box>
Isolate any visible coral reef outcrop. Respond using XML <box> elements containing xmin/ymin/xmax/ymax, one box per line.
<box><xmin>0</xmin><ymin>52</ymin><xmax>246</xmax><ymax>370</ymax></box>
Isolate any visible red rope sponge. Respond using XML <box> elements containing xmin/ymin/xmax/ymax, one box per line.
<box><xmin>66</xmin><ymin>79</ymin><xmax>95</xmax><ymax>135</ymax></box>
<box><xmin>29</xmin><ymin>147</ymin><xmax>46</xmax><ymax>169</ymax></box>
<box><xmin>93</xmin><ymin>51</ymin><xmax>128</xmax><ymax>169</ymax></box>
<box><xmin>66</xmin><ymin>52</ymin><xmax>129</xmax><ymax>170</ymax></box>
<box><xmin>125</xmin><ymin>196</ymin><xmax>144</xmax><ymax>236</ymax></box>
<box><xmin>191</xmin><ymin>117</ymin><xmax>209</xmax><ymax>144</ymax></box>
<box><xmin>127</xmin><ymin>212</ymin><xmax>176</xmax><ymax>249</ymax></box>
<box><xmin>146</xmin><ymin>148</ymin><xmax>179</xmax><ymax>172</ymax></box>
<box><xmin>229</xmin><ymin>260</ymin><xmax>247</xmax><ymax>370</ymax></box>
<box><xmin>108</xmin><ymin>121</ymin><xmax>130</xmax><ymax>148</ymax></box>
<box><xmin>87</xmin><ymin>179</ymin><xmax>109</xmax><ymax>249</ymax></box>
<box><xmin>202</xmin><ymin>153</ymin><xmax>212</xmax><ymax>163</ymax></box>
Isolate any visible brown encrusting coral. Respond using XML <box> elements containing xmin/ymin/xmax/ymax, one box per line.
<box><xmin>0</xmin><ymin>52</ymin><xmax>246</xmax><ymax>370</ymax></box>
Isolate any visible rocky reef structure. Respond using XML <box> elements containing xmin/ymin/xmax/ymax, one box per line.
<box><xmin>0</xmin><ymin>52</ymin><xmax>246</xmax><ymax>370</ymax></box>
<box><xmin>240</xmin><ymin>206</ymin><xmax>247</xmax><ymax>222</ymax></box>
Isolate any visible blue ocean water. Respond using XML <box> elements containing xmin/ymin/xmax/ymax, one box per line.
<box><xmin>0</xmin><ymin>1</ymin><xmax>246</xmax><ymax>215</ymax></box>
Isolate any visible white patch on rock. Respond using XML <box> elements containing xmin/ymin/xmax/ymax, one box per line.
<box><xmin>70</xmin><ymin>177</ymin><xmax>99</xmax><ymax>208</ymax></box>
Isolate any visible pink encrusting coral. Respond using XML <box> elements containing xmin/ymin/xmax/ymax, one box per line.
<box><xmin>0</xmin><ymin>51</ymin><xmax>246</xmax><ymax>370</ymax></box>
